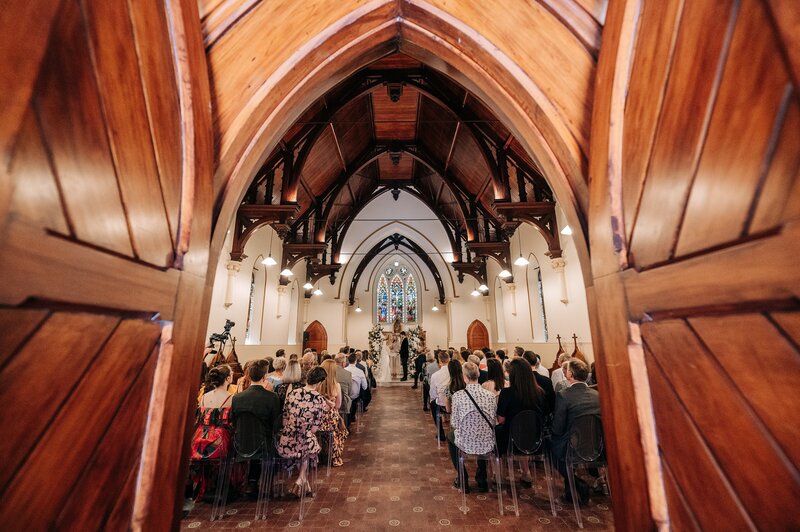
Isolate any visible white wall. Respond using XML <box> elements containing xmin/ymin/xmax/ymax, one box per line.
<box><xmin>204</xmin><ymin>194</ymin><xmax>593</xmax><ymax>367</ymax></box>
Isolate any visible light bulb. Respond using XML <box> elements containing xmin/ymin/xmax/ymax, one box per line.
<box><xmin>432</xmin><ymin>305</ymin><xmax>439</xmax><ymax>312</ymax></box>
<box><xmin>355</xmin><ymin>306</ymin><xmax>362</xmax><ymax>312</ymax></box>
<box><xmin>303</xmin><ymin>282</ymin><xmax>313</xmax><ymax>290</ymax></box>
<box><xmin>280</xmin><ymin>268</ymin><xmax>293</xmax><ymax>277</ymax></box>
<box><xmin>498</xmin><ymin>269</ymin><xmax>511</xmax><ymax>278</ymax></box>
<box><xmin>478</xmin><ymin>284</ymin><xmax>488</xmax><ymax>292</ymax></box>
<box><xmin>514</xmin><ymin>255</ymin><xmax>529</xmax><ymax>267</ymax></box>
<box><xmin>560</xmin><ymin>225</ymin><xmax>573</xmax><ymax>236</ymax></box>
<box><xmin>393</xmin><ymin>261</ymin><xmax>399</xmax><ymax>267</ymax></box>
<box><xmin>471</xmin><ymin>289</ymin><xmax>481</xmax><ymax>297</ymax></box>
<box><xmin>262</xmin><ymin>255</ymin><xmax>277</xmax><ymax>266</ymax></box>
<box><xmin>313</xmin><ymin>288</ymin><xmax>323</xmax><ymax>296</ymax></box>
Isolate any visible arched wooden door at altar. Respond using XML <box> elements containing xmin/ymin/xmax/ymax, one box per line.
<box><xmin>303</xmin><ymin>320</ymin><xmax>328</xmax><ymax>353</ymax></box>
<box><xmin>466</xmin><ymin>320</ymin><xmax>489</xmax><ymax>351</ymax></box>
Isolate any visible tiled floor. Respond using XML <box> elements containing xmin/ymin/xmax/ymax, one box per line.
<box><xmin>181</xmin><ymin>385</ymin><xmax>614</xmax><ymax>530</ymax></box>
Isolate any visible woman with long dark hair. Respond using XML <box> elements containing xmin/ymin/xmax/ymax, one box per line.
<box><xmin>444</xmin><ymin>359</ymin><xmax>466</xmax><ymax>413</ymax></box>
<box><xmin>482</xmin><ymin>358</ymin><xmax>506</xmax><ymax>396</ymax></box>
<box><xmin>496</xmin><ymin>358</ymin><xmax>544</xmax><ymax>486</ymax></box>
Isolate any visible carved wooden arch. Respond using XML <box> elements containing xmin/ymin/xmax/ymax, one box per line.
<box><xmin>348</xmin><ymin>233</ymin><xmax>445</xmax><ymax>305</ymax></box>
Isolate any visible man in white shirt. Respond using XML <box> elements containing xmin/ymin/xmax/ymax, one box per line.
<box><xmin>345</xmin><ymin>352</ymin><xmax>368</xmax><ymax>426</ymax></box>
<box><xmin>550</xmin><ymin>353</ymin><xmax>571</xmax><ymax>390</ymax></box>
<box><xmin>428</xmin><ymin>350</ymin><xmax>451</xmax><ymax>441</ymax></box>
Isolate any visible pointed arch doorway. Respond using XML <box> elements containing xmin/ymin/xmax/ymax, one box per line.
<box><xmin>467</xmin><ymin>320</ymin><xmax>489</xmax><ymax>352</ymax></box>
<box><xmin>303</xmin><ymin>320</ymin><xmax>328</xmax><ymax>353</ymax></box>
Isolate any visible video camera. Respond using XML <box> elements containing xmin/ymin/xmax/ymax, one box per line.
<box><xmin>207</xmin><ymin>319</ymin><xmax>235</xmax><ymax>354</ymax></box>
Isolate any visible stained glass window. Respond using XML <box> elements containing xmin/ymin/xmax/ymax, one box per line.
<box><xmin>375</xmin><ymin>264</ymin><xmax>419</xmax><ymax>324</ymax></box>
<box><xmin>390</xmin><ymin>275</ymin><xmax>404</xmax><ymax>322</ymax></box>
<box><xmin>377</xmin><ymin>275</ymin><xmax>389</xmax><ymax>323</ymax></box>
<box><xmin>405</xmin><ymin>275</ymin><xmax>417</xmax><ymax>322</ymax></box>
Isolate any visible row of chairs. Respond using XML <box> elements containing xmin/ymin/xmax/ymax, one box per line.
<box><xmin>447</xmin><ymin>408</ymin><xmax>608</xmax><ymax>529</ymax></box>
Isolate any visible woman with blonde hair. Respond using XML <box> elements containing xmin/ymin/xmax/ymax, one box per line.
<box><xmin>274</xmin><ymin>353</ymin><xmax>303</xmax><ymax>408</ymax></box>
<box><xmin>267</xmin><ymin>356</ymin><xmax>287</xmax><ymax>387</ymax></box>
<box><xmin>318</xmin><ymin>359</ymin><xmax>349</xmax><ymax>466</ymax></box>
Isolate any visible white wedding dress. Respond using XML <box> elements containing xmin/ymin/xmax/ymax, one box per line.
<box><xmin>376</xmin><ymin>340</ymin><xmax>392</xmax><ymax>383</ymax></box>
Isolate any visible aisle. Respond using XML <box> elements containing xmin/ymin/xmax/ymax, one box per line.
<box><xmin>181</xmin><ymin>386</ymin><xmax>614</xmax><ymax>530</ymax></box>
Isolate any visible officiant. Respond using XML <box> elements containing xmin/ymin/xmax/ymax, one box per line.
<box><xmin>399</xmin><ymin>331</ymin><xmax>410</xmax><ymax>381</ymax></box>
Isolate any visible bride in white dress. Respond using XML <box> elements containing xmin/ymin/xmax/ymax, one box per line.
<box><xmin>376</xmin><ymin>334</ymin><xmax>393</xmax><ymax>383</ymax></box>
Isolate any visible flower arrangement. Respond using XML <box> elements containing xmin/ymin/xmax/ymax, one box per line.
<box><xmin>368</xmin><ymin>324</ymin><xmax>384</xmax><ymax>372</ymax></box>
<box><xmin>406</xmin><ymin>325</ymin><xmax>425</xmax><ymax>378</ymax></box>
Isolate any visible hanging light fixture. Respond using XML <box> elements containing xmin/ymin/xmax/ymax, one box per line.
<box><xmin>478</xmin><ymin>284</ymin><xmax>489</xmax><ymax>292</ymax></box>
<box><xmin>303</xmin><ymin>281</ymin><xmax>314</xmax><ymax>290</ymax></box>
<box><xmin>354</xmin><ymin>298</ymin><xmax>362</xmax><ymax>312</ymax></box>
<box><xmin>432</xmin><ymin>304</ymin><xmax>439</xmax><ymax>311</ymax></box>
<box><xmin>514</xmin><ymin>228</ymin><xmax>529</xmax><ymax>266</ymax></box>
<box><xmin>262</xmin><ymin>231</ymin><xmax>277</xmax><ymax>266</ymax></box>
<box><xmin>313</xmin><ymin>282</ymin><xmax>323</xmax><ymax>296</ymax></box>
<box><xmin>280</xmin><ymin>268</ymin><xmax>293</xmax><ymax>277</ymax></box>
<box><xmin>498</xmin><ymin>269</ymin><xmax>512</xmax><ymax>278</ymax></box>
<box><xmin>471</xmin><ymin>289</ymin><xmax>481</xmax><ymax>297</ymax></box>
<box><xmin>560</xmin><ymin>225</ymin><xmax>573</xmax><ymax>236</ymax></box>
<box><xmin>355</xmin><ymin>305</ymin><xmax>362</xmax><ymax>312</ymax></box>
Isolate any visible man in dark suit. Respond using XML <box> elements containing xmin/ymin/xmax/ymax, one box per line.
<box><xmin>399</xmin><ymin>331</ymin><xmax>410</xmax><ymax>381</ymax></box>
<box><xmin>231</xmin><ymin>359</ymin><xmax>281</xmax><ymax>493</ymax></box>
<box><xmin>551</xmin><ymin>358</ymin><xmax>600</xmax><ymax>505</ymax></box>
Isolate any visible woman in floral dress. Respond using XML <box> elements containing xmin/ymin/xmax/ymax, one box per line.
<box><xmin>319</xmin><ymin>359</ymin><xmax>349</xmax><ymax>466</ymax></box>
<box><xmin>277</xmin><ymin>367</ymin><xmax>331</xmax><ymax>495</ymax></box>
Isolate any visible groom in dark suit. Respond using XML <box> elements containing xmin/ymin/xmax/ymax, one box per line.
<box><xmin>399</xmin><ymin>331</ymin><xmax>410</xmax><ymax>381</ymax></box>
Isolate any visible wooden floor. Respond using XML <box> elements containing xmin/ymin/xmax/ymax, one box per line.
<box><xmin>181</xmin><ymin>386</ymin><xmax>614</xmax><ymax>530</ymax></box>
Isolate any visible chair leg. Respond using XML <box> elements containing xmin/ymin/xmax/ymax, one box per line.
<box><xmin>255</xmin><ymin>458</ymin><xmax>271</xmax><ymax>520</ymax></box>
<box><xmin>508</xmin><ymin>456</ymin><xmax>518</xmax><ymax>516</ymax></box>
<box><xmin>542</xmin><ymin>454</ymin><xmax>557</xmax><ymax>517</ymax></box>
<box><xmin>211</xmin><ymin>457</ymin><xmax>231</xmax><ymax>521</ymax></box>
<box><xmin>436</xmin><ymin>413</ymin><xmax>442</xmax><ymax>449</ymax></box>
<box><xmin>494</xmin><ymin>455</ymin><xmax>504</xmax><ymax>516</ymax></box>
<box><xmin>566</xmin><ymin>461</ymin><xmax>583</xmax><ymax>528</ymax></box>
<box><xmin>458</xmin><ymin>452</ymin><xmax>468</xmax><ymax>515</ymax></box>
<box><xmin>326</xmin><ymin>433</ymin><xmax>334</xmax><ymax>478</ymax></box>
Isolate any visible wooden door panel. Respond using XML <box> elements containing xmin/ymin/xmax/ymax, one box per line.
<box><xmin>661</xmin><ymin>464</ymin><xmax>701</xmax><ymax>532</ymax></box>
<box><xmin>627</xmin><ymin>0</ymin><xmax>736</xmax><ymax>268</ymax></box>
<box><xmin>34</xmin><ymin>0</ymin><xmax>134</xmax><ymax>257</ymax></box>
<box><xmin>0</xmin><ymin>308</ymin><xmax>49</xmax><ymax>366</ymax></box>
<box><xmin>467</xmin><ymin>319</ymin><xmax>489</xmax><ymax>351</ymax></box>
<box><xmin>644</xmin><ymin>319</ymin><xmax>799</xmax><ymax>525</ymax></box>
<box><xmin>0</xmin><ymin>318</ymin><xmax>161</xmax><ymax>529</ymax></box>
<box><xmin>676</xmin><ymin>0</ymin><xmax>792</xmax><ymax>256</ymax></box>
<box><xmin>55</xmin><ymin>346</ymin><xmax>158</xmax><ymax>530</ymax></box>
<box><xmin>645</xmin><ymin>354</ymin><xmax>755</xmax><ymax>530</ymax></box>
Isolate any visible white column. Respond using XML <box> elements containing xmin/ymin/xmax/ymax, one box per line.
<box><xmin>551</xmin><ymin>257</ymin><xmax>568</xmax><ymax>304</ymax></box>
<box><xmin>303</xmin><ymin>297</ymin><xmax>310</xmax><ymax>326</ymax></box>
<box><xmin>342</xmin><ymin>300</ymin><xmax>349</xmax><ymax>345</ymax></box>
<box><xmin>224</xmin><ymin>261</ymin><xmax>241</xmax><ymax>309</ymax></box>
<box><xmin>445</xmin><ymin>298</ymin><xmax>453</xmax><ymax>346</ymax></box>
<box><xmin>506</xmin><ymin>282</ymin><xmax>517</xmax><ymax>316</ymax></box>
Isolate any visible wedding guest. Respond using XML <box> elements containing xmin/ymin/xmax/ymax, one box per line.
<box><xmin>231</xmin><ymin>360</ymin><xmax>280</xmax><ymax>495</ymax></box>
<box><xmin>319</xmin><ymin>359</ymin><xmax>349</xmax><ymax>466</ymax></box>
<box><xmin>460</xmin><ymin>350</ymin><xmax>471</xmax><ymax>363</ymax></box>
<box><xmin>482</xmin><ymin>358</ymin><xmax>505</xmax><ymax>397</ymax></box>
<box><xmin>496</xmin><ymin>349</ymin><xmax>507</xmax><ymax>361</ymax></box>
<box><xmin>412</xmin><ymin>349</ymin><xmax>427</xmax><ymax>389</ymax></box>
<box><xmin>345</xmin><ymin>352</ymin><xmax>368</xmax><ymax>427</ymax></box>
<box><xmin>236</xmin><ymin>360</ymin><xmax>254</xmax><ymax>393</ymax></box>
<box><xmin>334</xmin><ymin>353</ymin><xmax>353</xmax><ymax>421</ymax></box>
<box><xmin>470</xmin><ymin>353</ymin><xmax>488</xmax><ymax>383</ymax></box>
<box><xmin>496</xmin><ymin>358</ymin><xmax>545</xmax><ymax>486</ymax></box>
<box><xmin>552</xmin><ymin>359</ymin><xmax>599</xmax><ymax>505</ymax></box>
<box><xmin>555</xmin><ymin>360</ymin><xmax>572</xmax><ymax>393</ymax></box>
<box><xmin>275</xmin><ymin>348</ymin><xmax>285</xmax><ymax>358</ymax></box>
<box><xmin>267</xmin><ymin>356</ymin><xmax>287</xmax><ymax>387</ymax></box>
<box><xmin>422</xmin><ymin>351</ymin><xmax>437</xmax><ymax>411</ymax></box>
<box><xmin>525</xmin><ymin>351</ymin><xmax>555</xmax><ymax>415</ymax></box>
<box><xmin>429</xmin><ymin>350</ymin><xmax>451</xmax><ymax>441</ymax></box>
<box><xmin>550</xmin><ymin>353</ymin><xmax>572</xmax><ymax>391</ymax></box>
<box><xmin>277</xmin><ymin>367</ymin><xmax>331</xmax><ymax>496</ymax></box>
<box><xmin>447</xmin><ymin>362</ymin><xmax>497</xmax><ymax>493</ymax></box>
<box><xmin>301</xmin><ymin>352</ymin><xmax>317</xmax><ymax>381</ymax></box>
<box><xmin>274</xmin><ymin>354</ymin><xmax>303</xmax><ymax>408</ymax></box>
<box><xmin>445</xmin><ymin>359</ymin><xmax>466</xmax><ymax>413</ymax></box>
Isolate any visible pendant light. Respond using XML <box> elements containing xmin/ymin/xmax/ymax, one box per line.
<box><xmin>303</xmin><ymin>281</ymin><xmax>314</xmax><ymax>290</ymax></box>
<box><xmin>514</xmin><ymin>228</ymin><xmax>529</xmax><ymax>266</ymax></box>
<box><xmin>498</xmin><ymin>269</ymin><xmax>511</xmax><ymax>278</ymax></box>
<box><xmin>280</xmin><ymin>268</ymin><xmax>293</xmax><ymax>277</ymax></box>
<box><xmin>560</xmin><ymin>225</ymin><xmax>573</xmax><ymax>236</ymax></box>
<box><xmin>262</xmin><ymin>231</ymin><xmax>277</xmax><ymax>266</ymax></box>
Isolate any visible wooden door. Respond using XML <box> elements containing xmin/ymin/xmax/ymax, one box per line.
<box><xmin>0</xmin><ymin>1</ymin><xmax>212</xmax><ymax>530</ymax></box>
<box><xmin>591</xmin><ymin>1</ymin><xmax>800</xmax><ymax>529</ymax></box>
<box><xmin>466</xmin><ymin>320</ymin><xmax>489</xmax><ymax>351</ymax></box>
<box><xmin>303</xmin><ymin>320</ymin><xmax>328</xmax><ymax>353</ymax></box>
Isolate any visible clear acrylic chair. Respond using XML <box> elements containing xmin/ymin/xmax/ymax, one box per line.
<box><xmin>565</xmin><ymin>414</ymin><xmax>608</xmax><ymax>528</ymax></box>
<box><xmin>316</xmin><ymin>430</ymin><xmax>335</xmax><ymax>478</ymax></box>
<box><xmin>454</xmin><ymin>409</ymin><xmax>504</xmax><ymax>516</ymax></box>
<box><xmin>233</xmin><ymin>425</ymin><xmax>274</xmax><ymax>521</ymax></box>
<box><xmin>506</xmin><ymin>410</ymin><xmax>556</xmax><ymax>517</ymax></box>
<box><xmin>189</xmin><ymin>452</ymin><xmax>233</xmax><ymax>521</ymax></box>
<box><xmin>355</xmin><ymin>398</ymin><xmax>365</xmax><ymax>434</ymax></box>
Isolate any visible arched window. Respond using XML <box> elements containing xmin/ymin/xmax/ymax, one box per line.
<box><xmin>537</xmin><ymin>269</ymin><xmax>549</xmax><ymax>341</ymax></box>
<box><xmin>245</xmin><ymin>272</ymin><xmax>255</xmax><ymax>342</ymax></box>
<box><xmin>375</xmin><ymin>264</ymin><xmax>419</xmax><ymax>323</ymax></box>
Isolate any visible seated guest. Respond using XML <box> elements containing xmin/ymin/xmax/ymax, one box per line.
<box><xmin>470</xmin><ymin>353</ymin><xmax>488</xmax><ymax>383</ymax></box>
<box><xmin>532</xmin><ymin>353</ymin><xmax>550</xmax><ymax>377</ymax></box>
<box><xmin>319</xmin><ymin>359</ymin><xmax>349</xmax><ymax>466</ymax></box>
<box><xmin>524</xmin><ymin>351</ymin><xmax>555</xmax><ymax>416</ymax></box>
<box><xmin>358</xmin><ymin>351</ymin><xmax>373</xmax><ymax>409</ymax></box>
<box><xmin>429</xmin><ymin>350</ymin><xmax>452</xmax><ymax>441</ymax></box>
<box><xmin>422</xmin><ymin>351</ymin><xmax>437</xmax><ymax>410</ymax></box>
<box><xmin>354</xmin><ymin>350</ymin><xmax>367</xmax><ymax>375</ymax></box>
<box><xmin>231</xmin><ymin>360</ymin><xmax>281</xmax><ymax>493</ymax></box>
<box><xmin>301</xmin><ymin>352</ymin><xmax>318</xmax><ymax>381</ymax></box>
<box><xmin>447</xmin><ymin>362</ymin><xmax>497</xmax><ymax>492</ymax></box>
<box><xmin>334</xmin><ymin>353</ymin><xmax>352</xmax><ymax>421</ymax></box>
<box><xmin>277</xmin><ymin>367</ymin><xmax>331</xmax><ymax>496</ymax></box>
<box><xmin>444</xmin><ymin>359</ymin><xmax>467</xmax><ymax>413</ymax></box>
<box><xmin>481</xmin><ymin>358</ymin><xmax>505</xmax><ymax>397</ymax></box>
<box><xmin>496</xmin><ymin>358</ymin><xmax>545</xmax><ymax>487</ymax></box>
<box><xmin>412</xmin><ymin>349</ymin><xmax>427</xmax><ymax>389</ymax></box>
<box><xmin>460</xmin><ymin>350</ymin><xmax>471</xmax><ymax>363</ymax></box>
<box><xmin>552</xmin><ymin>359</ymin><xmax>600</xmax><ymax>505</ymax></box>
<box><xmin>274</xmin><ymin>354</ymin><xmax>303</xmax><ymax>407</ymax></box>
<box><xmin>554</xmin><ymin>360</ymin><xmax>572</xmax><ymax>393</ymax></box>
<box><xmin>496</xmin><ymin>349</ymin><xmax>506</xmax><ymax>361</ymax></box>
<box><xmin>345</xmin><ymin>352</ymin><xmax>368</xmax><ymax>426</ymax></box>
<box><xmin>587</xmin><ymin>362</ymin><xmax>597</xmax><ymax>387</ymax></box>
<box><xmin>267</xmin><ymin>356</ymin><xmax>287</xmax><ymax>387</ymax></box>
<box><xmin>550</xmin><ymin>353</ymin><xmax>572</xmax><ymax>391</ymax></box>
<box><xmin>513</xmin><ymin>346</ymin><xmax>525</xmax><ymax>359</ymax></box>
<box><xmin>236</xmin><ymin>360</ymin><xmax>254</xmax><ymax>393</ymax></box>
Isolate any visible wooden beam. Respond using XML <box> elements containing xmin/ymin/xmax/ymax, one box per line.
<box><xmin>329</xmin><ymin>122</ymin><xmax>347</xmax><ymax>172</ymax></box>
